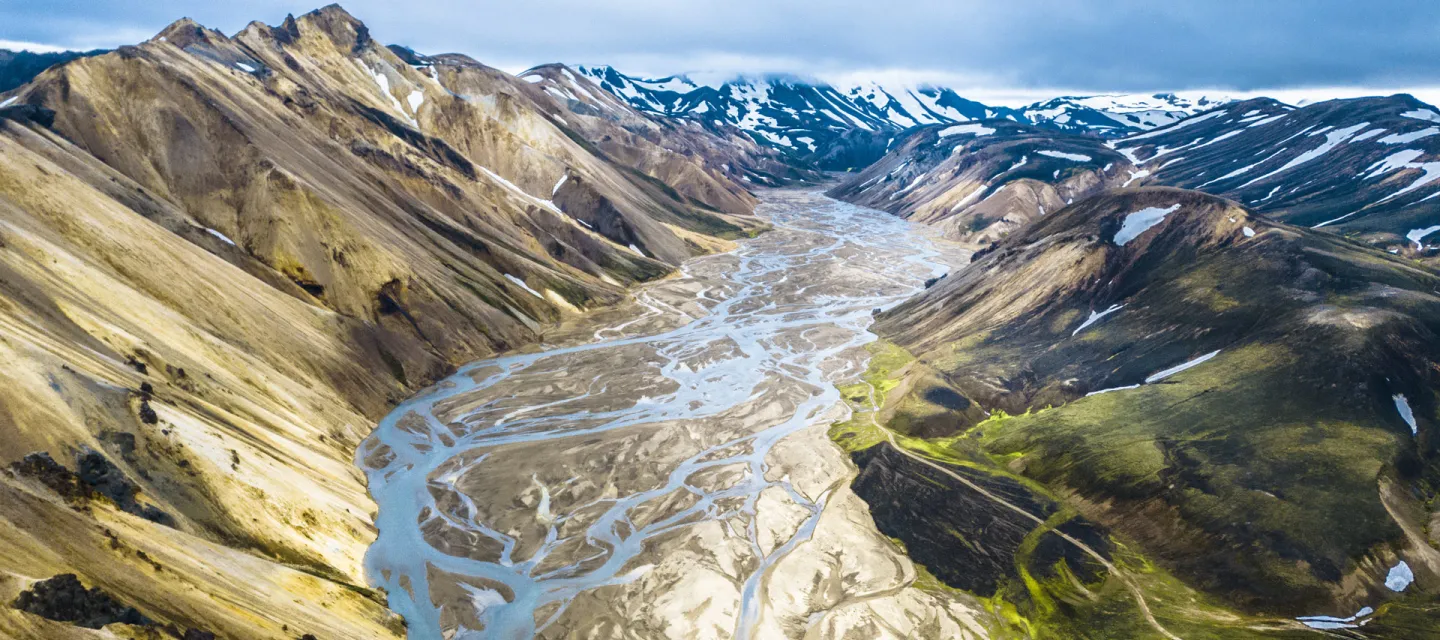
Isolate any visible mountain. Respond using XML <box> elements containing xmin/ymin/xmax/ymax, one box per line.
<box><xmin>1018</xmin><ymin>92</ymin><xmax>1235</xmax><ymax>136</ymax></box>
<box><xmin>570</xmin><ymin>66</ymin><xmax>1236</xmax><ymax>169</ymax></box>
<box><xmin>826</xmin><ymin>119</ymin><xmax>1136</xmax><ymax>242</ymax></box>
<box><xmin>0</xmin><ymin>5</ymin><xmax>790</xmax><ymax>638</ymax></box>
<box><xmin>1114</xmin><ymin>94</ymin><xmax>1440</xmax><ymax>259</ymax></box>
<box><xmin>0</xmin><ymin>48</ymin><xmax>105</xmax><ymax>94</ymax></box>
<box><xmin>846</xmin><ymin>187</ymin><xmax>1440</xmax><ymax>635</ymax></box>
<box><xmin>515</xmin><ymin>63</ymin><xmax>820</xmax><ymax>189</ymax></box>
<box><xmin>573</xmin><ymin>65</ymin><xmax>1005</xmax><ymax>170</ymax></box>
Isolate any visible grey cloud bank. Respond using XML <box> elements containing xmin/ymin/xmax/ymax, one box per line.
<box><xmin>4</xmin><ymin>0</ymin><xmax>1439</xmax><ymax>101</ymax></box>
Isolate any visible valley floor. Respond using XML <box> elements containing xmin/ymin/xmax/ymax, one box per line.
<box><xmin>358</xmin><ymin>189</ymin><xmax>987</xmax><ymax>639</ymax></box>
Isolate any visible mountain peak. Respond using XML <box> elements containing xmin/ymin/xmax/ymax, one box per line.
<box><xmin>151</xmin><ymin>17</ymin><xmax>227</xmax><ymax>49</ymax></box>
<box><xmin>297</xmin><ymin>3</ymin><xmax>372</xmax><ymax>54</ymax></box>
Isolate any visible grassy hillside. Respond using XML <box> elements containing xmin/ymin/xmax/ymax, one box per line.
<box><xmin>845</xmin><ymin>187</ymin><xmax>1440</xmax><ymax>635</ymax></box>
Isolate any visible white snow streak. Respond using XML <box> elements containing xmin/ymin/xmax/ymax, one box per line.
<box><xmin>1238</xmin><ymin>122</ymin><xmax>1370</xmax><ymax>188</ymax></box>
<box><xmin>504</xmin><ymin>274</ymin><xmax>544</xmax><ymax>299</ymax></box>
<box><xmin>1145</xmin><ymin>350</ymin><xmax>1221</xmax><ymax>383</ymax></box>
<box><xmin>205</xmin><ymin>228</ymin><xmax>236</xmax><ymax>245</ymax></box>
<box><xmin>1072</xmin><ymin>304</ymin><xmax>1124</xmax><ymax>336</ymax></box>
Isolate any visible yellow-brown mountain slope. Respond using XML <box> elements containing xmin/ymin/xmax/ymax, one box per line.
<box><xmin>0</xmin><ymin>5</ymin><xmax>794</xmax><ymax>638</ymax></box>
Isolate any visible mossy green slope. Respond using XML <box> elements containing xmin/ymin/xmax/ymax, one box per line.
<box><xmin>850</xmin><ymin>187</ymin><xmax>1440</xmax><ymax>635</ymax></box>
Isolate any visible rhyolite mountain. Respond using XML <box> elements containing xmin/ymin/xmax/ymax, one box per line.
<box><xmin>0</xmin><ymin>3</ymin><xmax>1438</xmax><ymax>639</ymax></box>
<box><xmin>0</xmin><ymin>5</ymin><xmax>802</xmax><ymax>638</ymax></box>
<box><xmin>1112</xmin><ymin>94</ymin><xmax>1440</xmax><ymax>259</ymax></box>
<box><xmin>845</xmin><ymin>187</ymin><xmax>1439</xmax><ymax>635</ymax></box>
<box><xmin>1017</xmin><ymin>92</ymin><xmax>1234</xmax><ymax>135</ymax></box>
<box><xmin>572</xmin><ymin>65</ymin><xmax>1233</xmax><ymax>169</ymax></box>
<box><xmin>831</xmin><ymin>94</ymin><xmax>1440</xmax><ymax>264</ymax></box>
<box><xmin>826</xmin><ymin>119</ymin><xmax>1137</xmax><ymax>243</ymax></box>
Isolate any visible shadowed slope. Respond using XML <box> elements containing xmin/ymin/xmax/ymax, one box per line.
<box><xmin>870</xmin><ymin>187</ymin><xmax>1439</xmax><ymax>627</ymax></box>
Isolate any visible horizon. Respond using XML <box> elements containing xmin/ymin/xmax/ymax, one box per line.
<box><xmin>5</xmin><ymin>2</ymin><xmax>1440</xmax><ymax>108</ymax></box>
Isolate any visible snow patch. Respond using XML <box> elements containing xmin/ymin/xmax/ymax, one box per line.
<box><xmin>1037</xmin><ymin>150</ymin><xmax>1092</xmax><ymax>162</ymax></box>
<box><xmin>937</xmin><ymin>123</ymin><xmax>995</xmax><ymax>138</ymax></box>
<box><xmin>1364</xmin><ymin>149</ymin><xmax>1425</xmax><ymax>179</ymax></box>
<box><xmin>1401</xmin><ymin>109</ymin><xmax>1440</xmax><ymax>123</ymax></box>
<box><xmin>1298</xmin><ymin>606</ymin><xmax>1374</xmax><ymax>630</ymax></box>
<box><xmin>1114</xmin><ymin>204</ymin><xmax>1182</xmax><ymax>246</ymax></box>
<box><xmin>1243</xmin><ymin>226</ymin><xmax>1256</xmax><ymax>237</ymax></box>
<box><xmin>1118</xmin><ymin>110</ymin><xmax>1226</xmax><ymax>143</ymax></box>
<box><xmin>1122</xmin><ymin>169</ymin><xmax>1150</xmax><ymax>187</ymax></box>
<box><xmin>1385</xmin><ymin>561</ymin><xmax>1414</xmax><ymax>591</ymax></box>
<box><xmin>1380</xmin><ymin>127</ymin><xmax>1439</xmax><ymax>144</ymax></box>
<box><xmin>1393</xmin><ymin>394</ymin><xmax>1418</xmax><ymax>434</ymax></box>
<box><xmin>1407</xmin><ymin>225</ymin><xmax>1440</xmax><ymax>247</ymax></box>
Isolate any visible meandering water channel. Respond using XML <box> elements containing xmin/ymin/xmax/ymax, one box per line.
<box><xmin>358</xmin><ymin>190</ymin><xmax>970</xmax><ymax>639</ymax></box>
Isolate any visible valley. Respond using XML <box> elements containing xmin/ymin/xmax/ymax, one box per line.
<box><xmin>0</xmin><ymin>3</ymin><xmax>1436</xmax><ymax>639</ymax></box>
<box><xmin>358</xmin><ymin>189</ymin><xmax>983</xmax><ymax>639</ymax></box>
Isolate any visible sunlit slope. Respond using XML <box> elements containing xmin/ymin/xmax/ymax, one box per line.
<box><xmin>0</xmin><ymin>4</ymin><xmax>790</xmax><ymax>637</ymax></box>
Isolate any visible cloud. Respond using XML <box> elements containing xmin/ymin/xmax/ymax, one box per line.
<box><xmin>0</xmin><ymin>40</ymin><xmax>70</xmax><ymax>54</ymax></box>
<box><xmin>3</xmin><ymin>0</ymin><xmax>1439</xmax><ymax>101</ymax></box>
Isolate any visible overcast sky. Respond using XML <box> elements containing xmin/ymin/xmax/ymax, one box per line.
<box><xmin>5</xmin><ymin>1</ymin><xmax>1440</xmax><ymax>106</ymax></box>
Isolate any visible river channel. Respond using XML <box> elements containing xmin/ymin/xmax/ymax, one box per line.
<box><xmin>358</xmin><ymin>189</ymin><xmax>983</xmax><ymax>639</ymax></box>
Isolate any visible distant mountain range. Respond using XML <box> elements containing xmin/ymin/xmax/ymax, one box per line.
<box><xmin>1111</xmin><ymin>94</ymin><xmax>1440</xmax><ymax>242</ymax></box>
<box><xmin>564</xmin><ymin>65</ymin><xmax>1232</xmax><ymax>168</ymax></box>
<box><xmin>827</xmin><ymin>92</ymin><xmax>1440</xmax><ymax>257</ymax></box>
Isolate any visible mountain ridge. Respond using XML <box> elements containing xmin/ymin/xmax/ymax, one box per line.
<box><xmin>0</xmin><ymin>5</ymin><xmax>802</xmax><ymax>638</ymax></box>
<box><xmin>565</xmin><ymin>64</ymin><xmax>1237</xmax><ymax>169</ymax></box>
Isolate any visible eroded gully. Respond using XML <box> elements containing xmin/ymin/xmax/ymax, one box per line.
<box><xmin>357</xmin><ymin>189</ymin><xmax>978</xmax><ymax>639</ymax></box>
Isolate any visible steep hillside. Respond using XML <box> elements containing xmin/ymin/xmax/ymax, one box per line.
<box><xmin>0</xmin><ymin>5</ymin><xmax>780</xmax><ymax>638</ymax></box>
<box><xmin>856</xmin><ymin>187</ymin><xmax>1440</xmax><ymax>633</ymax></box>
<box><xmin>827</xmin><ymin>120</ymin><xmax>1134</xmax><ymax>243</ymax></box>
<box><xmin>1117</xmin><ymin>95</ymin><xmax>1440</xmax><ymax>259</ymax></box>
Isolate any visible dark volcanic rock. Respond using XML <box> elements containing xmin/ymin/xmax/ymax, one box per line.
<box><xmin>12</xmin><ymin>574</ymin><xmax>150</xmax><ymax>629</ymax></box>
<box><xmin>850</xmin><ymin>443</ymin><xmax>1110</xmax><ymax>595</ymax></box>
<box><xmin>11</xmin><ymin>450</ymin><xmax>172</xmax><ymax>525</ymax></box>
<box><xmin>10</xmin><ymin>452</ymin><xmax>90</xmax><ymax>501</ymax></box>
